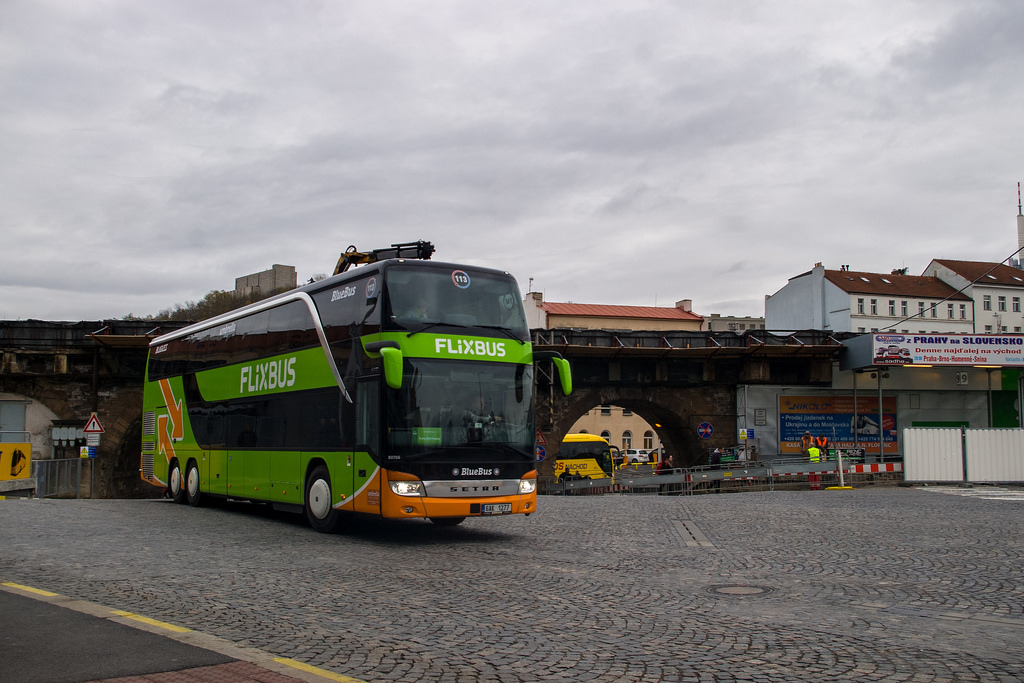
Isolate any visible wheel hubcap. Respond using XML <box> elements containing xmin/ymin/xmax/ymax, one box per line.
<box><xmin>308</xmin><ymin>479</ymin><xmax>331</xmax><ymax>520</ymax></box>
<box><xmin>170</xmin><ymin>467</ymin><xmax>181</xmax><ymax>495</ymax></box>
<box><xmin>187</xmin><ymin>468</ymin><xmax>199</xmax><ymax>498</ymax></box>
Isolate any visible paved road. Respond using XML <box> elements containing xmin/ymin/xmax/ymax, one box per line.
<box><xmin>1</xmin><ymin>487</ymin><xmax>1023</xmax><ymax>682</ymax></box>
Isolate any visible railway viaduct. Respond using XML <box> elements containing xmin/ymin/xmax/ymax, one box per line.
<box><xmin>0</xmin><ymin>321</ymin><xmax>846</xmax><ymax>497</ymax></box>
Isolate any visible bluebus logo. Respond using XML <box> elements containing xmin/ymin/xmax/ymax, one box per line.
<box><xmin>330</xmin><ymin>286</ymin><xmax>357</xmax><ymax>302</ymax></box>
<box><xmin>240</xmin><ymin>357</ymin><xmax>297</xmax><ymax>394</ymax></box>
<box><xmin>435</xmin><ymin>337</ymin><xmax>506</xmax><ymax>358</ymax></box>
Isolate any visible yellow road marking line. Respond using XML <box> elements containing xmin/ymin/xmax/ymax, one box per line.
<box><xmin>2</xmin><ymin>582</ymin><xmax>60</xmax><ymax>597</ymax></box>
<box><xmin>273</xmin><ymin>657</ymin><xmax>369</xmax><ymax>683</ymax></box>
<box><xmin>110</xmin><ymin>609</ymin><xmax>191</xmax><ymax>633</ymax></box>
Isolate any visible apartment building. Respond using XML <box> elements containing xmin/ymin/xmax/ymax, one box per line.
<box><xmin>923</xmin><ymin>260</ymin><xmax>1024</xmax><ymax>333</ymax></box>
<box><xmin>765</xmin><ymin>264</ymin><xmax>974</xmax><ymax>333</ymax></box>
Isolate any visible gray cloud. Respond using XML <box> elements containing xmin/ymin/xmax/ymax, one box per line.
<box><xmin>2</xmin><ymin>0</ymin><xmax>1022</xmax><ymax>321</ymax></box>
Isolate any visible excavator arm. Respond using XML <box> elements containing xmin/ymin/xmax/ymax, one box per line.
<box><xmin>333</xmin><ymin>240</ymin><xmax>436</xmax><ymax>275</ymax></box>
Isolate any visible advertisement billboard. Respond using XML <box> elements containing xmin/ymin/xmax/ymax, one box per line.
<box><xmin>779</xmin><ymin>395</ymin><xmax>898</xmax><ymax>455</ymax></box>
<box><xmin>870</xmin><ymin>334</ymin><xmax>1024</xmax><ymax>366</ymax></box>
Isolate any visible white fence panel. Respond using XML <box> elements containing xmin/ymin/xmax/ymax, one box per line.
<box><xmin>964</xmin><ymin>429</ymin><xmax>1024</xmax><ymax>483</ymax></box>
<box><xmin>903</xmin><ymin>428</ymin><xmax>963</xmax><ymax>482</ymax></box>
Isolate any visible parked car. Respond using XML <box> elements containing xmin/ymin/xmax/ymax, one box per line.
<box><xmin>622</xmin><ymin>449</ymin><xmax>650</xmax><ymax>464</ymax></box>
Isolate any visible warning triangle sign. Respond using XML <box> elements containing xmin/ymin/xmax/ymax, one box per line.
<box><xmin>83</xmin><ymin>413</ymin><xmax>105</xmax><ymax>434</ymax></box>
<box><xmin>535</xmin><ymin>429</ymin><xmax>547</xmax><ymax>445</ymax></box>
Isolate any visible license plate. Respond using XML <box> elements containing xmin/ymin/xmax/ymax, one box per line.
<box><xmin>481</xmin><ymin>503</ymin><xmax>512</xmax><ymax>515</ymax></box>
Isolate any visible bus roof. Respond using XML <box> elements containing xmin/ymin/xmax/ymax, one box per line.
<box><xmin>149</xmin><ymin>258</ymin><xmax>517</xmax><ymax>347</ymax></box>
<box><xmin>561</xmin><ymin>433</ymin><xmax>610</xmax><ymax>444</ymax></box>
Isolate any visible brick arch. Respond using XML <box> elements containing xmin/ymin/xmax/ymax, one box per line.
<box><xmin>0</xmin><ymin>375</ymin><xmax>149</xmax><ymax>498</ymax></box>
<box><xmin>539</xmin><ymin>384</ymin><xmax>737</xmax><ymax>470</ymax></box>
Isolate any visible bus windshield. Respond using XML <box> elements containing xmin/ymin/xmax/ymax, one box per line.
<box><xmin>384</xmin><ymin>267</ymin><xmax>529</xmax><ymax>339</ymax></box>
<box><xmin>385</xmin><ymin>358</ymin><xmax>534</xmax><ymax>458</ymax></box>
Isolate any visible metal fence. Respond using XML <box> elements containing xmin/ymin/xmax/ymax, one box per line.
<box><xmin>31</xmin><ymin>458</ymin><xmax>84</xmax><ymax>498</ymax></box>
<box><xmin>540</xmin><ymin>455</ymin><xmax>904</xmax><ymax>496</ymax></box>
<box><xmin>905</xmin><ymin>427</ymin><xmax>1024</xmax><ymax>483</ymax></box>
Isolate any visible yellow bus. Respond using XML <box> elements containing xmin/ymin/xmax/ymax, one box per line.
<box><xmin>555</xmin><ymin>434</ymin><xmax>615</xmax><ymax>481</ymax></box>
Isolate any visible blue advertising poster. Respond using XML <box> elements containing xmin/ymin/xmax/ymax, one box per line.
<box><xmin>779</xmin><ymin>395</ymin><xmax>898</xmax><ymax>454</ymax></box>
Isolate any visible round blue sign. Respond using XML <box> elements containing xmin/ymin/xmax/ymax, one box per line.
<box><xmin>697</xmin><ymin>422</ymin><xmax>714</xmax><ymax>439</ymax></box>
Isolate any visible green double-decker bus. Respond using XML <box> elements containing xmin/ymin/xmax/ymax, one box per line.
<box><xmin>141</xmin><ymin>258</ymin><xmax>570</xmax><ymax>531</ymax></box>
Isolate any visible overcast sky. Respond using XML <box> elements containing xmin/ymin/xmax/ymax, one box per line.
<box><xmin>3</xmin><ymin>1</ymin><xmax>1023</xmax><ymax>321</ymax></box>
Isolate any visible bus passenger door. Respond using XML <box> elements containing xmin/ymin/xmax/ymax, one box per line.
<box><xmin>349</xmin><ymin>378</ymin><xmax>381</xmax><ymax>515</ymax></box>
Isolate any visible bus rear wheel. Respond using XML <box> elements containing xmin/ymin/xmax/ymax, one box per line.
<box><xmin>169</xmin><ymin>461</ymin><xmax>186</xmax><ymax>504</ymax></box>
<box><xmin>305</xmin><ymin>465</ymin><xmax>344</xmax><ymax>533</ymax></box>
<box><xmin>185</xmin><ymin>461</ymin><xmax>203</xmax><ymax>507</ymax></box>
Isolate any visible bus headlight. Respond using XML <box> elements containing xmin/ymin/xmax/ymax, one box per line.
<box><xmin>518</xmin><ymin>479</ymin><xmax>537</xmax><ymax>494</ymax></box>
<box><xmin>390</xmin><ymin>480</ymin><xmax>424</xmax><ymax>496</ymax></box>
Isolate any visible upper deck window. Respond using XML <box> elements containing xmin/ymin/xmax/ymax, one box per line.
<box><xmin>384</xmin><ymin>266</ymin><xmax>528</xmax><ymax>338</ymax></box>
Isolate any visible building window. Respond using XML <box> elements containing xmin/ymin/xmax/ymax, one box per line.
<box><xmin>901</xmin><ymin>301</ymin><xmax>908</xmax><ymax>316</ymax></box>
<box><xmin>643</xmin><ymin>431</ymin><xmax>654</xmax><ymax>450</ymax></box>
<box><xmin>1016</xmin><ymin>327</ymin><xmax>1022</xmax><ymax>333</ymax></box>
<box><xmin>888</xmin><ymin>300</ymin><xmax>895</xmax><ymax>316</ymax></box>
<box><xmin>600</xmin><ymin>405</ymin><xmax>611</xmax><ymax>416</ymax></box>
<box><xmin>960</xmin><ymin>303</ymin><xmax>967</xmax><ymax>319</ymax></box>
<box><xmin>1014</xmin><ymin>297</ymin><xmax>1021</xmax><ymax>313</ymax></box>
<box><xmin>984</xmin><ymin>295</ymin><xmax>992</xmax><ymax>311</ymax></box>
<box><xmin>918</xmin><ymin>302</ymin><xmax>926</xmax><ymax>316</ymax></box>
<box><xmin>947</xmin><ymin>303</ymin><xmax>954</xmax><ymax>319</ymax></box>
<box><xmin>622</xmin><ymin>408</ymin><xmax>632</xmax><ymax>416</ymax></box>
<box><xmin>857</xmin><ymin>327</ymin><xmax>866</xmax><ymax>333</ymax></box>
<box><xmin>622</xmin><ymin>431</ymin><xmax>632</xmax><ymax>450</ymax></box>
<box><xmin>857</xmin><ymin>298</ymin><xmax>865</xmax><ymax>314</ymax></box>
<box><xmin>870</xmin><ymin>299</ymin><xmax>877</xmax><ymax>315</ymax></box>
<box><xmin>998</xmin><ymin>296</ymin><xmax>1006</xmax><ymax>311</ymax></box>
<box><xmin>985</xmin><ymin>325</ymin><xmax>993</xmax><ymax>332</ymax></box>
<box><xmin>931</xmin><ymin>304</ymin><xmax>937</xmax><ymax>318</ymax></box>
<box><xmin>600</xmin><ymin>430</ymin><xmax>611</xmax><ymax>441</ymax></box>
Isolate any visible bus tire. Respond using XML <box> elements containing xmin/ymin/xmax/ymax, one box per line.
<box><xmin>169</xmin><ymin>460</ymin><xmax>186</xmax><ymax>504</ymax></box>
<box><xmin>185</xmin><ymin>461</ymin><xmax>203</xmax><ymax>507</ymax></box>
<box><xmin>430</xmin><ymin>517</ymin><xmax>465</xmax><ymax>527</ymax></box>
<box><xmin>305</xmin><ymin>465</ymin><xmax>344</xmax><ymax>533</ymax></box>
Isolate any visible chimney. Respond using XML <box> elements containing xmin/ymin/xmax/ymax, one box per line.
<box><xmin>675</xmin><ymin>299</ymin><xmax>692</xmax><ymax>312</ymax></box>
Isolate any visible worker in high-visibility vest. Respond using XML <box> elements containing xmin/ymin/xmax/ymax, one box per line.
<box><xmin>807</xmin><ymin>445</ymin><xmax>821</xmax><ymax>463</ymax></box>
<box><xmin>816</xmin><ymin>434</ymin><xmax>829</xmax><ymax>460</ymax></box>
<box><xmin>800</xmin><ymin>431</ymin><xmax>813</xmax><ymax>456</ymax></box>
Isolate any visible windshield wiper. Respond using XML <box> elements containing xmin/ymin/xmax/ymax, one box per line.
<box><xmin>406</xmin><ymin>321</ymin><xmax>469</xmax><ymax>337</ymax></box>
<box><xmin>472</xmin><ymin>325</ymin><xmax>526</xmax><ymax>344</ymax></box>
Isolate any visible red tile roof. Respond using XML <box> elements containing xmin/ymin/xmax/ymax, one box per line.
<box><xmin>822</xmin><ymin>270</ymin><xmax>970</xmax><ymax>300</ymax></box>
<box><xmin>541</xmin><ymin>302</ymin><xmax>703</xmax><ymax>321</ymax></box>
<box><xmin>930</xmin><ymin>260</ymin><xmax>1024</xmax><ymax>288</ymax></box>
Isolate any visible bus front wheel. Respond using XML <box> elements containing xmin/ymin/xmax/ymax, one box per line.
<box><xmin>169</xmin><ymin>460</ymin><xmax>186</xmax><ymax>504</ymax></box>
<box><xmin>305</xmin><ymin>465</ymin><xmax>344</xmax><ymax>533</ymax></box>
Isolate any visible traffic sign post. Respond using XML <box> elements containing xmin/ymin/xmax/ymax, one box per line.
<box><xmin>83</xmin><ymin>413</ymin><xmax>105</xmax><ymax>435</ymax></box>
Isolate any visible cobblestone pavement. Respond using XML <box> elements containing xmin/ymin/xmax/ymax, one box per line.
<box><xmin>2</xmin><ymin>487</ymin><xmax>1023</xmax><ymax>682</ymax></box>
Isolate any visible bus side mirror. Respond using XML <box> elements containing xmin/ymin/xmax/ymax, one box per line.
<box><xmin>379</xmin><ymin>347</ymin><xmax>403</xmax><ymax>389</ymax></box>
<box><xmin>535</xmin><ymin>351</ymin><xmax>572</xmax><ymax>396</ymax></box>
<box><xmin>367</xmin><ymin>341</ymin><xmax>404</xmax><ymax>389</ymax></box>
<box><xmin>552</xmin><ymin>357</ymin><xmax>572</xmax><ymax>396</ymax></box>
